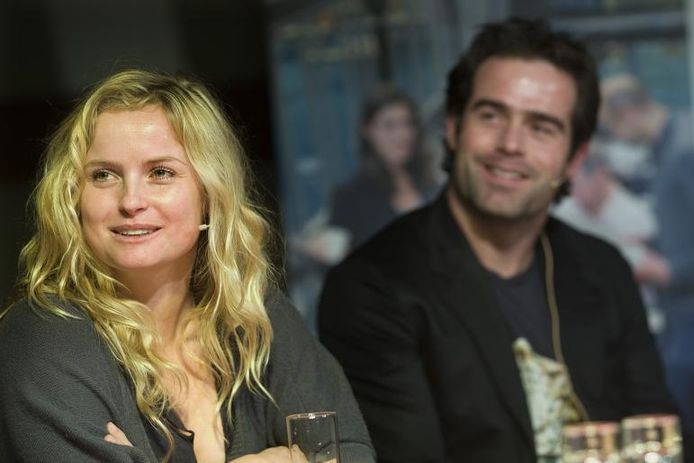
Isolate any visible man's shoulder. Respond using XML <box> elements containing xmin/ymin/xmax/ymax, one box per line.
<box><xmin>549</xmin><ymin>217</ymin><xmax>629</xmax><ymax>268</ymax></box>
<box><xmin>342</xmin><ymin>202</ymin><xmax>434</xmax><ymax>268</ymax></box>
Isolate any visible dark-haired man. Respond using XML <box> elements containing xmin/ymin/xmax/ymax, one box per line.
<box><xmin>318</xmin><ymin>18</ymin><xmax>677</xmax><ymax>462</ymax></box>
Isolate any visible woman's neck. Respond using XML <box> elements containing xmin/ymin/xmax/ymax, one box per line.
<box><xmin>390</xmin><ymin>168</ymin><xmax>422</xmax><ymax>212</ymax></box>
<box><xmin>117</xmin><ymin>268</ymin><xmax>195</xmax><ymax>344</ymax></box>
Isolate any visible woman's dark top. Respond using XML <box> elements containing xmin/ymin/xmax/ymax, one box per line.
<box><xmin>0</xmin><ymin>292</ymin><xmax>375</xmax><ymax>462</ymax></box>
<box><xmin>331</xmin><ymin>174</ymin><xmax>437</xmax><ymax>249</ymax></box>
<box><xmin>331</xmin><ymin>176</ymin><xmax>396</xmax><ymax>249</ymax></box>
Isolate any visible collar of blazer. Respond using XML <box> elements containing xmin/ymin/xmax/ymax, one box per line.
<box><xmin>424</xmin><ymin>193</ymin><xmax>602</xmax><ymax>452</ymax></box>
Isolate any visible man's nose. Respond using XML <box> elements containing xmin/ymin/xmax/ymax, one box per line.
<box><xmin>497</xmin><ymin>119</ymin><xmax>524</xmax><ymax>155</ymax></box>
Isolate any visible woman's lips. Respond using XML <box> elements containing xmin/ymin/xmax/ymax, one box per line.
<box><xmin>110</xmin><ymin>225</ymin><xmax>161</xmax><ymax>237</ymax></box>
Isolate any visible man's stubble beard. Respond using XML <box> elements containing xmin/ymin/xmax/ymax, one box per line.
<box><xmin>450</xmin><ymin>154</ymin><xmax>553</xmax><ymax>225</ymax></box>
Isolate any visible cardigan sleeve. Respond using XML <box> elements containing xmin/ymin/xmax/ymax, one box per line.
<box><xmin>0</xmin><ymin>299</ymin><xmax>156</xmax><ymax>463</ymax></box>
<box><xmin>261</xmin><ymin>290</ymin><xmax>376</xmax><ymax>463</ymax></box>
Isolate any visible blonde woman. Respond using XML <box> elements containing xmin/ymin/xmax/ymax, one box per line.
<box><xmin>0</xmin><ymin>70</ymin><xmax>374</xmax><ymax>463</ymax></box>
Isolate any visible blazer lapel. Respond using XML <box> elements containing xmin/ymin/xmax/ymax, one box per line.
<box><xmin>548</xmin><ymin>224</ymin><xmax>605</xmax><ymax>410</ymax></box>
<box><xmin>427</xmin><ymin>196</ymin><xmax>535</xmax><ymax>448</ymax></box>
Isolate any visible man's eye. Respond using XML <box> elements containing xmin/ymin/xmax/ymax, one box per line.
<box><xmin>478</xmin><ymin>110</ymin><xmax>499</xmax><ymax>122</ymax></box>
<box><xmin>531</xmin><ymin>123</ymin><xmax>557</xmax><ymax>137</ymax></box>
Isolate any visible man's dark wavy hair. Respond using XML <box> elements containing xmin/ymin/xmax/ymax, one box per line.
<box><xmin>446</xmin><ymin>17</ymin><xmax>600</xmax><ymax>156</ymax></box>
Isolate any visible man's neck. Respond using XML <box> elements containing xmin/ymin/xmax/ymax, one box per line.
<box><xmin>446</xmin><ymin>189</ymin><xmax>547</xmax><ymax>278</ymax></box>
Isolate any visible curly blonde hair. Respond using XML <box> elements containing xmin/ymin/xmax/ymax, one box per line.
<box><xmin>9</xmin><ymin>69</ymin><xmax>275</xmax><ymax>458</ymax></box>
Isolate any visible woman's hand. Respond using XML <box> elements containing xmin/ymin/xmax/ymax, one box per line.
<box><xmin>104</xmin><ymin>422</ymin><xmax>133</xmax><ymax>446</ymax></box>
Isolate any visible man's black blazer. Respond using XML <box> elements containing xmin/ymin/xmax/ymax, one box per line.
<box><xmin>318</xmin><ymin>194</ymin><xmax>676</xmax><ymax>462</ymax></box>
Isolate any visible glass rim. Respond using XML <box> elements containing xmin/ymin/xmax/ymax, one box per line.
<box><xmin>286</xmin><ymin>411</ymin><xmax>337</xmax><ymax>421</ymax></box>
<box><xmin>621</xmin><ymin>413</ymin><xmax>680</xmax><ymax>429</ymax></box>
<box><xmin>563</xmin><ymin>421</ymin><xmax>619</xmax><ymax>437</ymax></box>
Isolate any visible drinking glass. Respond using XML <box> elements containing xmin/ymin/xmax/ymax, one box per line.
<box><xmin>621</xmin><ymin>414</ymin><xmax>682</xmax><ymax>463</ymax></box>
<box><xmin>562</xmin><ymin>421</ymin><xmax>621</xmax><ymax>463</ymax></box>
<box><xmin>286</xmin><ymin>411</ymin><xmax>340</xmax><ymax>463</ymax></box>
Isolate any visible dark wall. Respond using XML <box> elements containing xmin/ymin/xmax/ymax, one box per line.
<box><xmin>0</xmin><ymin>0</ymin><xmax>276</xmax><ymax>304</ymax></box>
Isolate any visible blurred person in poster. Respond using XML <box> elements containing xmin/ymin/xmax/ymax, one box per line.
<box><xmin>600</xmin><ymin>74</ymin><xmax>693</xmax><ymax>195</ymax></box>
<box><xmin>552</xmin><ymin>138</ymin><xmax>670</xmax><ymax>330</ymax></box>
<box><xmin>318</xmin><ymin>18</ymin><xmax>679</xmax><ymax>462</ymax></box>
<box><xmin>601</xmin><ymin>73</ymin><xmax>694</xmax><ymax>432</ymax></box>
<box><xmin>329</xmin><ymin>85</ymin><xmax>439</xmax><ymax>249</ymax></box>
<box><xmin>299</xmin><ymin>85</ymin><xmax>439</xmax><ymax>266</ymax></box>
<box><xmin>291</xmin><ymin>86</ymin><xmax>440</xmax><ymax>326</ymax></box>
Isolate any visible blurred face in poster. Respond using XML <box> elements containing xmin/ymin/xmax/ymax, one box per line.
<box><xmin>572</xmin><ymin>162</ymin><xmax>611</xmax><ymax>216</ymax></box>
<box><xmin>600</xmin><ymin>74</ymin><xmax>659</xmax><ymax>145</ymax></box>
<box><xmin>363</xmin><ymin>102</ymin><xmax>417</xmax><ymax>169</ymax></box>
<box><xmin>599</xmin><ymin>75</ymin><xmax>664</xmax><ymax>189</ymax></box>
<box><xmin>446</xmin><ymin>57</ymin><xmax>585</xmax><ymax>222</ymax></box>
<box><xmin>600</xmin><ymin>139</ymin><xmax>653</xmax><ymax>180</ymax></box>
<box><xmin>603</xmin><ymin>106</ymin><xmax>650</xmax><ymax>143</ymax></box>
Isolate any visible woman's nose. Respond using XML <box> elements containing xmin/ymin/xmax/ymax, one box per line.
<box><xmin>118</xmin><ymin>181</ymin><xmax>148</xmax><ymax>215</ymax></box>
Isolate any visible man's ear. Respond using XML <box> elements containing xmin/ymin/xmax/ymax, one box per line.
<box><xmin>565</xmin><ymin>141</ymin><xmax>590</xmax><ymax>180</ymax></box>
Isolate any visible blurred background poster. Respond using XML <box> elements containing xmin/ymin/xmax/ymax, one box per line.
<box><xmin>267</xmin><ymin>0</ymin><xmax>510</xmax><ymax>326</ymax></box>
<box><xmin>267</xmin><ymin>0</ymin><xmax>694</xmax><ymax>334</ymax></box>
<box><xmin>268</xmin><ymin>0</ymin><xmax>694</xmax><ymax>428</ymax></box>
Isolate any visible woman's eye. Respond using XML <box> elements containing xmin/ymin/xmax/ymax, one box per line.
<box><xmin>151</xmin><ymin>166</ymin><xmax>175</xmax><ymax>179</ymax></box>
<box><xmin>91</xmin><ymin>169</ymin><xmax>114</xmax><ymax>182</ymax></box>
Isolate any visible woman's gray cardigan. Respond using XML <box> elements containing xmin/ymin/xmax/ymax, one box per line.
<box><xmin>0</xmin><ymin>292</ymin><xmax>375</xmax><ymax>462</ymax></box>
